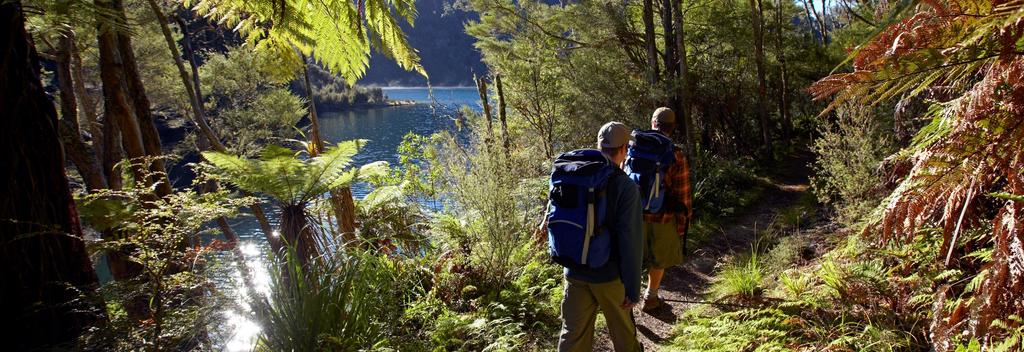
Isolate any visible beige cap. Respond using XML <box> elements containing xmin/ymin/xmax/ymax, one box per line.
<box><xmin>597</xmin><ymin>121</ymin><xmax>633</xmax><ymax>148</ymax></box>
<box><xmin>652</xmin><ymin>107</ymin><xmax>676</xmax><ymax>127</ymax></box>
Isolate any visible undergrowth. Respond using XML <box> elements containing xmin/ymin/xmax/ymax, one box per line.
<box><xmin>667</xmin><ymin>200</ymin><xmax>936</xmax><ymax>351</ymax></box>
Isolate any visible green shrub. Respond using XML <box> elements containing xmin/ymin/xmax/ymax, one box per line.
<box><xmin>810</xmin><ymin>104</ymin><xmax>895</xmax><ymax>224</ymax></box>
<box><xmin>691</xmin><ymin>150</ymin><xmax>760</xmax><ymax>218</ymax></box>
<box><xmin>254</xmin><ymin>249</ymin><xmax>404</xmax><ymax>351</ymax></box>
<box><xmin>711</xmin><ymin>251</ymin><xmax>764</xmax><ymax>300</ymax></box>
<box><xmin>429</xmin><ymin>115</ymin><xmax>547</xmax><ymax>285</ymax></box>
<box><xmin>76</xmin><ymin>179</ymin><xmax>252</xmax><ymax>350</ymax></box>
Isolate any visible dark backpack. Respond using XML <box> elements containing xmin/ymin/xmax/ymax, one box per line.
<box><xmin>546</xmin><ymin>149</ymin><xmax>621</xmax><ymax>270</ymax></box>
<box><xmin>625</xmin><ymin>130</ymin><xmax>676</xmax><ymax>213</ymax></box>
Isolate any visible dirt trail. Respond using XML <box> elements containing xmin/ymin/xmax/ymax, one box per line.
<box><xmin>592</xmin><ymin>154</ymin><xmax>811</xmax><ymax>351</ymax></box>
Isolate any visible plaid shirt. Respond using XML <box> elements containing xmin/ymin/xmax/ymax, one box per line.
<box><xmin>642</xmin><ymin>148</ymin><xmax>693</xmax><ymax>236</ymax></box>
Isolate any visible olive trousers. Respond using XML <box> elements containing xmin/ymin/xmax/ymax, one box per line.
<box><xmin>557</xmin><ymin>277</ymin><xmax>642</xmax><ymax>352</ymax></box>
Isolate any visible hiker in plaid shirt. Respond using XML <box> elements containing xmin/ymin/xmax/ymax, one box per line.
<box><xmin>641</xmin><ymin>107</ymin><xmax>693</xmax><ymax>312</ymax></box>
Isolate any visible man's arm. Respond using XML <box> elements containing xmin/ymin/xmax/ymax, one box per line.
<box><xmin>614</xmin><ymin>175</ymin><xmax>643</xmax><ymax>304</ymax></box>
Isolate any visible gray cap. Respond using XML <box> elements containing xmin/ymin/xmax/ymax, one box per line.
<box><xmin>597</xmin><ymin>121</ymin><xmax>633</xmax><ymax>148</ymax></box>
<box><xmin>652</xmin><ymin>107</ymin><xmax>676</xmax><ymax>127</ymax></box>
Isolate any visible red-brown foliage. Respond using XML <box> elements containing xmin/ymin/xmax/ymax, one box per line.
<box><xmin>811</xmin><ymin>0</ymin><xmax>1024</xmax><ymax>349</ymax></box>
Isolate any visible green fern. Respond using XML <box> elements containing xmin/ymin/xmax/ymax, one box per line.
<box><xmin>202</xmin><ymin>141</ymin><xmax>382</xmax><ymax>205</ymax></box>
<box><xmin>184</xmin><ymin>0</ymin><xmax>425</xmax><ymax>82</ymax></box>
<box><xmin>356</xmin><ymin>182</ymin><xmax>427</xmax><ymax>252</ymax></box>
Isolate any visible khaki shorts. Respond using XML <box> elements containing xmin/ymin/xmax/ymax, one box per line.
<box><xmin>643</xmin><ymin>220</ymin><xmax>683</xmax><ymax>269</ymax></box>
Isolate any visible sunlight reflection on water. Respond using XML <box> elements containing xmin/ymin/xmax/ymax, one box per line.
<box><xmin>221</xmin><ymin>242</ymin><xmax>272</xmax><ymax>351</ymax></box>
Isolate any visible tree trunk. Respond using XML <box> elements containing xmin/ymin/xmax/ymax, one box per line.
<box><xmin>96</xmin><ymin>0</ymin><xmax>150</xmax><ymax>198</ymax></box>
<box><xmin>748</xmin><ymin>0</ymin><xmax>772</xmax><ymax>157</ymax></box>
<box><xmin>476</xmin><ymin>76</ymin><xmax>495</xmax><ymax>144</ymax></box>
<box><xmin>674</xmin><ymin>0</ymin><xmax>696</xmax><ymax>156</ymax></box>
<box><xmin>302</xmin><ymin>59</ymin><xmax>357</xmax><ymax>247</ymax></box>
<box><xmin>111</xmin><ymin>0</ymin><xmax>172</xmax><ymax>198</ymax></box>
<box><xmin>496</xmin><ymin>75</ymin><xmax>511</xmax><ymax>160</ymax></box>
<box><xmin>643</xmin><ymin>0</ymin><xmax>660</xmax><ymax>86</ymax></box>
<box><xmin>69</xmin><ymin>33</ymin><xmax>102</xmax><ymax>148</ymax></box>
<box><xmin>95</xmin><ymin>0</ymin><xmax>168</xmax><ymax>321</ymax></box>
<box><xmin>774</xmin><ymin>0</ymin><xmax>793</xmax><ymax>141</ymax></box>
<box><xmin>280</xmin><ymin>204</ymin><xmax>319</xmax><ymax>268</ymax></box>
<box><xmin>802</xmin><ymin>0</ymin><xmax>827</xmax><ymax>44</ymax></box>
<box><xmin>173</xmin><ymin>15</ymin><xmax>204</xmax><ymax>100</ymax></box>
<box><xmin>821</xmin><ymin>0</ymin><xmax>829</xmax><ymax>38</ymax></box>
<box><xmin>799</xmin><ymin>0</ymin><xmax>817</xmax><ymax>43</ymax></box>
<box><xmin>0</xmin><ymin>2</ymin><xmax>104</xmax><ymax>348</ymax></box>
<box><xmin>56</xmin><ymin>33</ymin><xmax>109</xmax><ymax>192</ymax></box>
<box><xmin>661</xmin><ymin>0</ymin><xmax>678</xmax><ymax>112</ymax></box>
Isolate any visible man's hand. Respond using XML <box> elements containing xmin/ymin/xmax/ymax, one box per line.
<box><xmin>621</xmin><ymin>297</ymin><xmax>637</xmax><ymax>310</ymax></box>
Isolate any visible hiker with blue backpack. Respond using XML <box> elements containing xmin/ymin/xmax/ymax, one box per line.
<box><xmin>547</xmin><ymin>121</ymin><xmax>643</xmax><ymax>352</ymax></box>
<box><xmin>624</xmin><ymin>107</ymin><xmax>693</xmax><ymax>312</ymax></box>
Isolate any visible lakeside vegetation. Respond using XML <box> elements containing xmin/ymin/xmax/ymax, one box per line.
<box><xmin>2</xmin><ymin>0</ymin><xmax>1023</xmax><ymax>351</ymax></box>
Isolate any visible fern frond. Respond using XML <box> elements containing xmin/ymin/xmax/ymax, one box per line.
<box><xmin>185</xmin><ymin>0</ymin><xmax>424</xmax><ymax>82</ymax></box>
<box><xmin>203</xmin><ymin>141</ymin><xmax>369</xmax><ymax>206</ymax></box>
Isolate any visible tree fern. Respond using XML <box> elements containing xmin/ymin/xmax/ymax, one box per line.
<box><xmin>202</xmin><ymin>140</ymin><xmax>381</xmax><ymax>205</ymax></box>
<box><xmin>202</xmin><ymin>141</ymin><xmax>386</xmax><ymax>261</ymax></box>
<box><xmin>183</xmin><ymin>0</ymin><xmax>425</xmax><ymax>82</ymax></box>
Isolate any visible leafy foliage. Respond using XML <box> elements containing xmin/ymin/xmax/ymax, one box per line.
<box><xmin>185</xmin><ymin>0</ymin><xmax>424</xmax><ymax>82</ymax></box>
<box><xmin>76</xmin><ymin>179</ymin><xmax>252</xmax><ymax>349</ymax></box>
<box><xmin>812</xmin><ymin>0</ymin><xmax>1024</xmax><ymax>347</ymax></box>
<box><xmin>202</xmin><ymin>141</ymin><xmax>382</xmax><ymax>205</ymax></box>
<box><xmin>810</xmin><ymin>103</ymin><xmax>895</xmax><ymax>224</ymax></box>
<box><xmin>355</xmin><ymin>183</ymin><xmax>428</xmax><ymax>253</ymax></box>
<box><xmin>198</xmin><ymin>47</ymin><xmax>307</xmax><ymax>156</ymax></box>
<box><xmin>254</xmin><ymin>249</ymin><xmax>403</xmax><ymax>351</ymax></box>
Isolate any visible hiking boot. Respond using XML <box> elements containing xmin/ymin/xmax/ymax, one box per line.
<box><xmin>642</xmin><ymin>295</ymin><xmax>663</xmax><ymax>312</ymax></box>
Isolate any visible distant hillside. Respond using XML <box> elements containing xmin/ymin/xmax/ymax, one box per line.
<box><xmin>361</xmin><ymin>0</ymin><xmax>486</xmax><ymax>86</ymax></box>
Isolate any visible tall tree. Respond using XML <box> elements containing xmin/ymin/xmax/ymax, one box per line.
<box><xmin>96</xmin><ymin>0</ymin><xmax>157</xmax><ymax>283</ymax></box>
<box><xmin>674</xmin><ymin>0</ymin><xmax>695</xmax><ymax>155</ymax></box>
<box><xmin>662</xmin><ymin>0</ymin><xmax>678</xmax><ymax>112</ymax></box>
<box><xmin>643</xmin><ymin>0</ymin><xmax>660</xmax><ymax>86</ymax></box>
<box><xmin>95</xmin><ymin>0</ymin><xmax>172</xmax><ymax>200</ymax></box>
<box><xmin>0</xmin><ymin>1</ymin><xmax>103</xmax><ymax>348</ymax></box>
<box><xmin>53</xmin><ymin>29</ymin><xmax>108</xmax><ymax>191</ymax></box>
<box><xmin>748</xmin><ymin>0</ymin><xmax>772</xmax><ymax>155</ymax></box>
<box><xmin>774</xmin><ymin>0</ymin><xmax>792</xmax><ymax>140</ymax></box>
<box><xmin>170</xmin><ymin>10</ymin><xmax>283</xmax><ymax>253</ymax></box>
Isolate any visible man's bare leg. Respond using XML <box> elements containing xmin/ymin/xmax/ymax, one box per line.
<box><xmin>643</xmin><ymin>268</ymin><xmax>665</xmax><ymax>311</ymax></box>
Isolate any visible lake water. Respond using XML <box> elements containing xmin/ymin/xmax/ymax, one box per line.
<box><xmin>217</xmin><ymin>87</ymin><xmax>479</xmax><ymax>351</ymax></box>
<box><xmin>318</xmin><ymin>87</ymin><xmax>479</xmax><ymax>198</ymax></box>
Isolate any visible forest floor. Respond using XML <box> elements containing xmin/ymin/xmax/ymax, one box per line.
<box><xmin>592</xmin><ymin>153</ymin><xmax>814</xmax><ymax>351</ymax></box>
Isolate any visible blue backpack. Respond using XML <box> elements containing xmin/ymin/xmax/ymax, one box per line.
<box><xmin>625</xmin><ymin>130</ymin><xmax>675</xmax><ymax>213</ymax></box>
<box><xmin>546</xmin><ymin>149</ymin><xmax>621</xmax><ymax>270</ymax></box>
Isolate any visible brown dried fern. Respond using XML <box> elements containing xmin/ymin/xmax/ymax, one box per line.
<box><xmin>811</xmin><ymin>0</ymin><xmax>1024</xmax><ymax>348</ymax></box>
